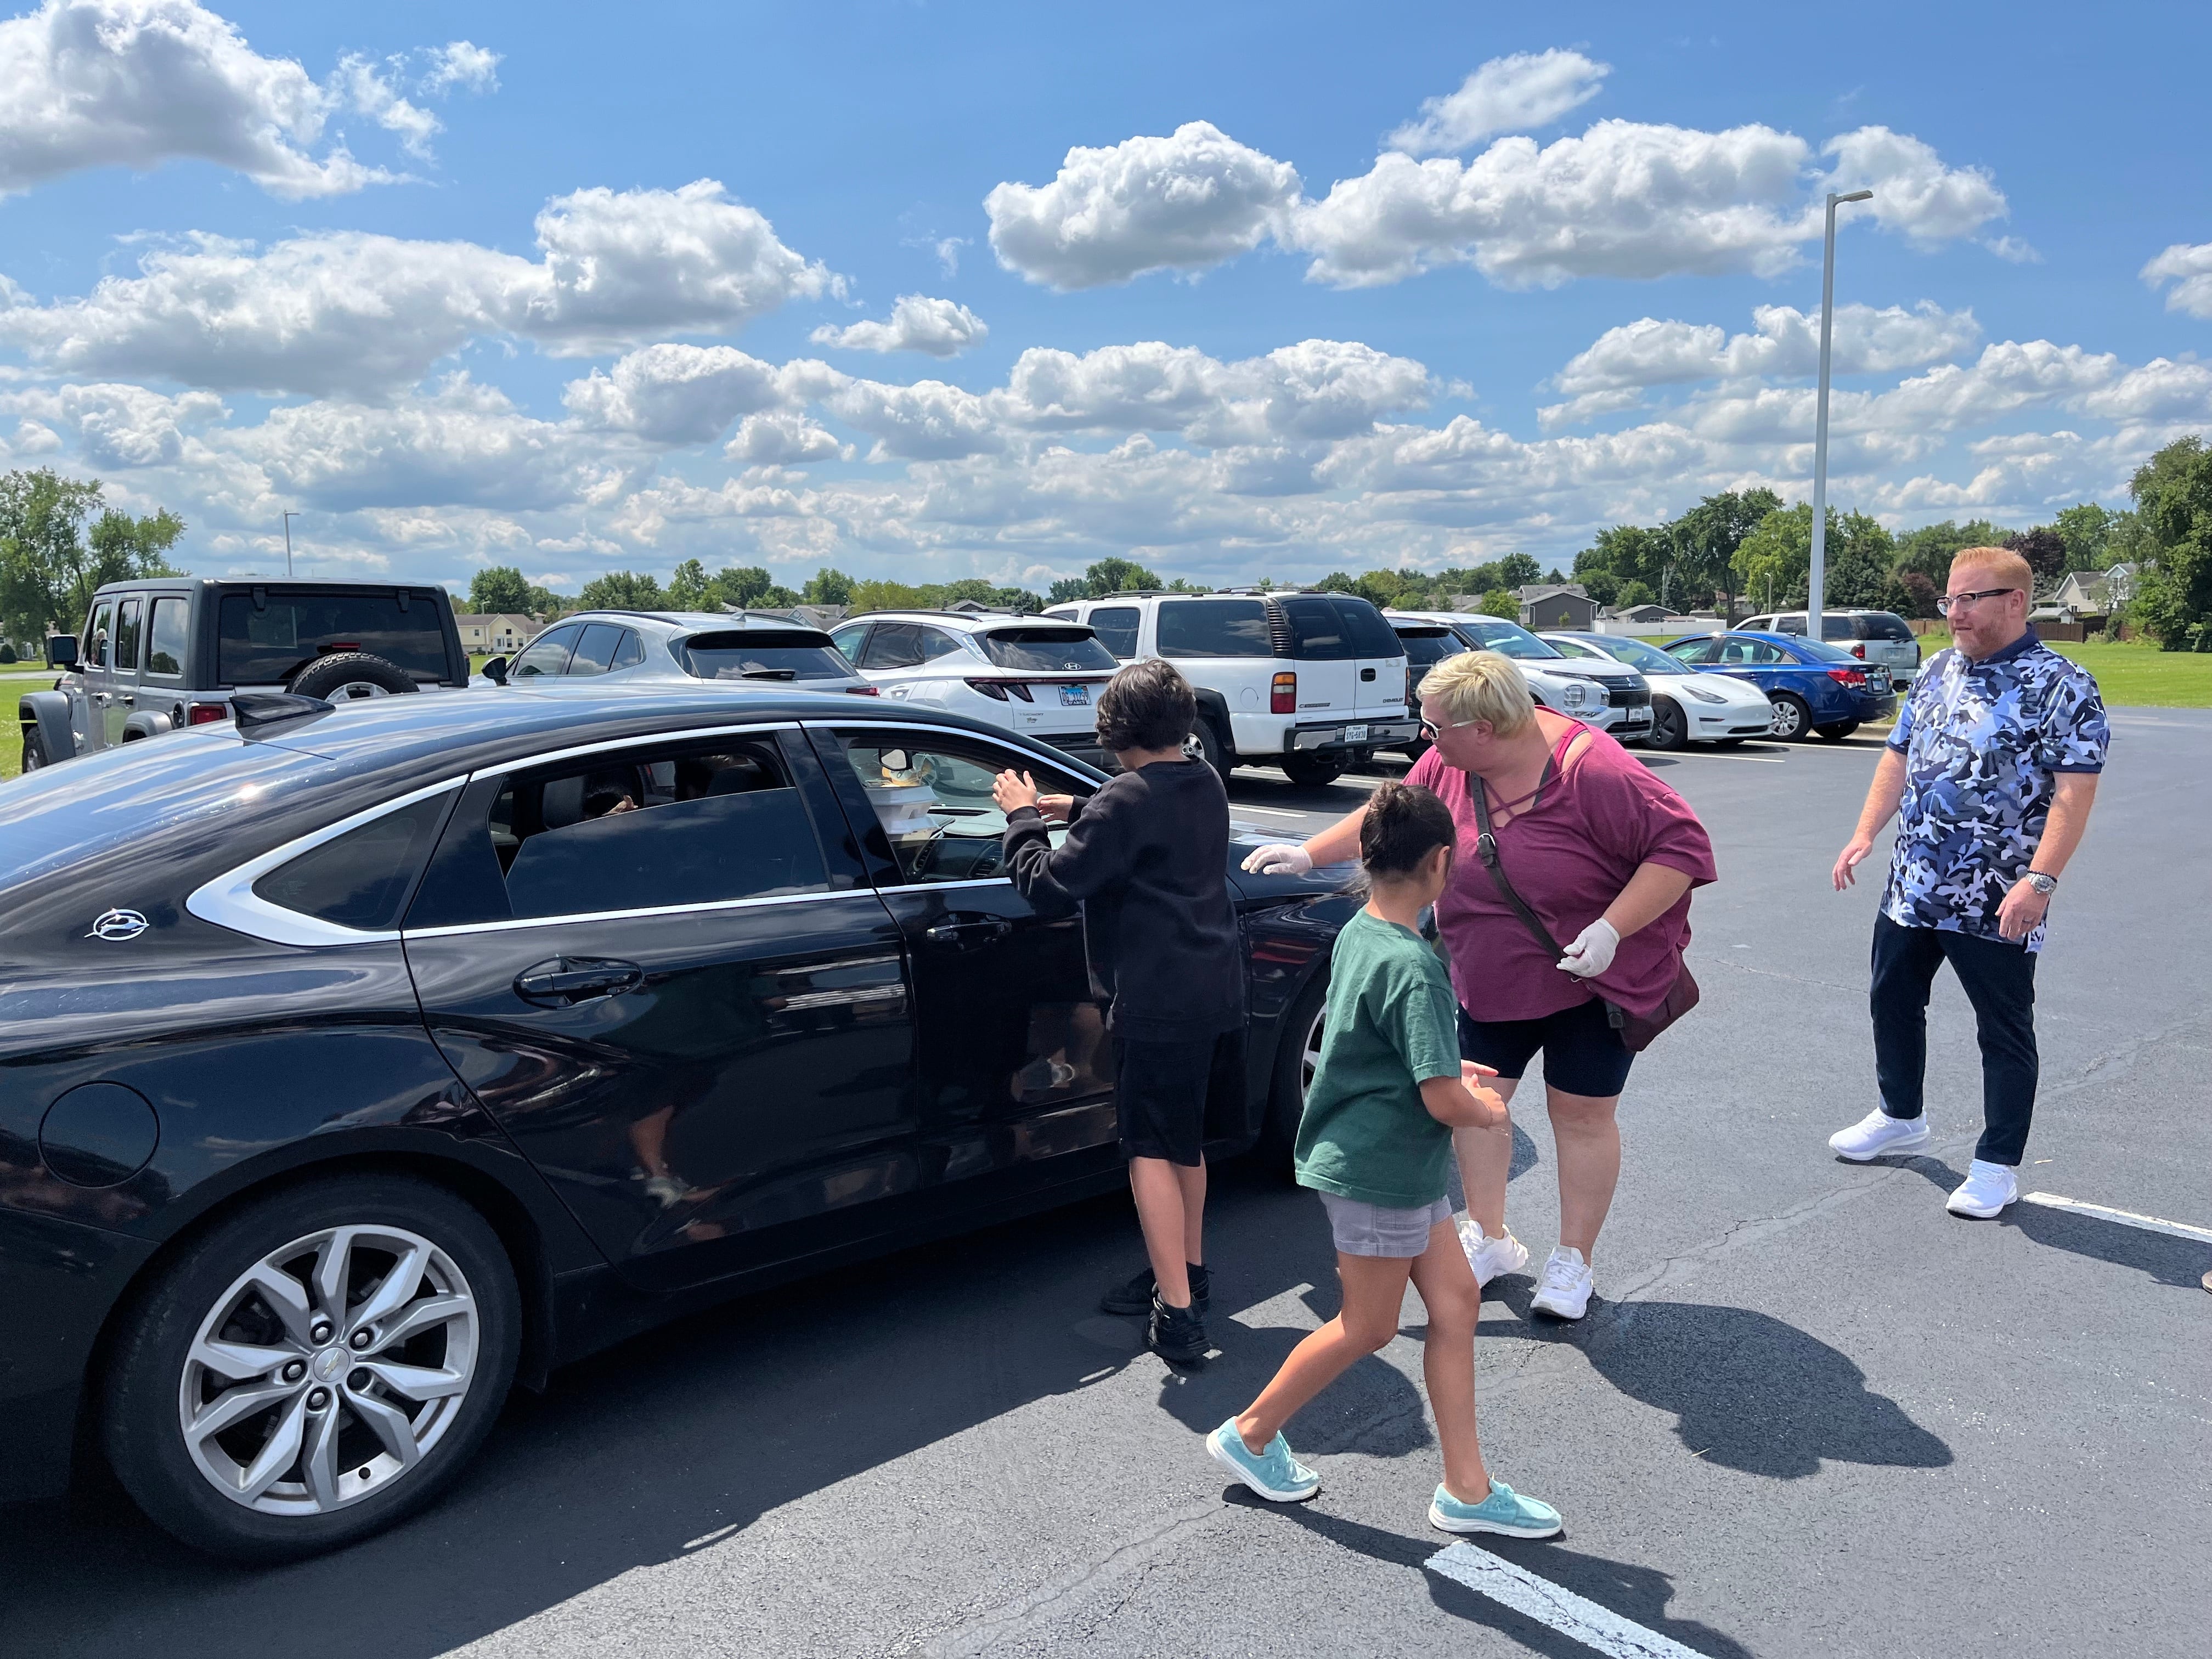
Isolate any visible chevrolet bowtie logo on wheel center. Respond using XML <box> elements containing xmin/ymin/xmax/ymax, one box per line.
<box><xmin>313</xmin><ymin>1348</ymin><xmax>347</xmax><ymax>1382</ymax></box>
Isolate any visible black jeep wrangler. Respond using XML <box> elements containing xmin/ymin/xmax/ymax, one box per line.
<box><xmin>20</xmin><ymin>579</ymin><xmax>470</xmax><ymax>772</ymax></box>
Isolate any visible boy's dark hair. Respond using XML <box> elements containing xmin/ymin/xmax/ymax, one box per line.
<box><xmin>1359</xmin><ymin>781</ymin><xmax>1455</xmax><ymax>880</ymax></box>
<box><xmin>1096</xmin><ymin>658</ymin><xmax>1197</xmax><ymax>753</ymax></box>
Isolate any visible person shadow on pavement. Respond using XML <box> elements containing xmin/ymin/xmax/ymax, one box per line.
<box><xmin>1901</xmin><ymin>1157</ymin><xmax>2210</xmax><ymax>1291</ymax></box>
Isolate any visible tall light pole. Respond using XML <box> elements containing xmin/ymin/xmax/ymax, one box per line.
<box><xmin>1807</xmin><ymin>188</ymin><xmax>1872</xmax><ymax>645</ymax></box>
<box><xmin>281</xmin><ymin>511</ymin><xmax>300</xmax><ymax>578</ymax></box>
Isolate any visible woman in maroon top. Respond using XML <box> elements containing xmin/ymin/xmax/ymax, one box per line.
<box><xmin>1243</xmin><ymin>651</ymin><xmax>1715</xmax><ymax>1321</ymax></box>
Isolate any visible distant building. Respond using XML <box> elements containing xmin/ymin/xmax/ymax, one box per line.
<box><xmin>454</xmin><ymin>613</ymin><xmax>542</xmax><ymax>654</ymax></box>
<box><xmin>2049</xmin><ymin>562</ymin><xmax>2139</xmax><ymax>622</ymax></box>
<box><xmin>1603</xmin><ymin>602</ymin><xmax>1684</xmax><ymax>624</ymax></box>
<box><xmin>1518</xmin><ymin>584</ymin><xmax>1600</xmax><ymax>630</ymax></box>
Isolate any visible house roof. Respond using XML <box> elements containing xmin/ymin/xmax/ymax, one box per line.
<box><xmin>1518</xmin><ymin>583</ymin><xmax>1590</xmax><ymax>602</ymax></box>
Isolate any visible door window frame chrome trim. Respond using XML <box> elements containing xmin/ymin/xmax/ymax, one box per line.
<box><xmin>184</xmin><ymin>774</ymin><xmax>469</xmax><ymax>949</ymax></box>
<box><xmin>403</xmin><ymin>886</ymin><xmax>882</xmax><ymax>941</ymax></box>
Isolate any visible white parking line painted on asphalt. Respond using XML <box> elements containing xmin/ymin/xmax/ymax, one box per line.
<box><xmin>1425</xmin><ymin>1544</ymin><xmax>1707</xmax><ymax>1658</ymax></box>
<box><xmin>1230</xmin><ymin>805</ymin><xmax>1325</xmax><ymax>820</ymax></box>
<box><xmin>2022</xmin><ymin>1193</ymin><xmax>2212</xmax><ymax>1244</ymax></box>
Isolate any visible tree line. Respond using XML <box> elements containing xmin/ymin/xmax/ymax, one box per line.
<box><xmin>0</xmin><ymin>469</ymin><xmax>187</xmax><ymax>660</ymax></box>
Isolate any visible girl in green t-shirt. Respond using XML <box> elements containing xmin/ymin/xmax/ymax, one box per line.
<box><xmin>1206</xmin><ymin>783</ymin><xmax>1564</xmax><ymax>1539</ymax></box>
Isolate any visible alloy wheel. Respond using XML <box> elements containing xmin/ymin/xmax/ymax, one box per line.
<box><xmin>1300</xmin><ymin>1004</ymin><xmax>1326</xmax><ymax>1102</ymax></box>
<box><xmin>177</xmin><ymin>1224</ymin><xmax>479</xmax><ymax>1515</ymax></box>
<box><xmin>324</xmin><ymin>681</ymin><xmax>394</xmax><ymax>702</ymax></box>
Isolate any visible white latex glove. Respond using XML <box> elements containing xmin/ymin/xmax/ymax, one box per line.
<box><xmin>1556</xmin><ymin>918</ymin><xmax>1619</xmax><ymax>979</ymax></box>
<box><xmin>1241</xmin><ymin>842</ymin><xmax>1313</xmax><ymax>877</ymax></box>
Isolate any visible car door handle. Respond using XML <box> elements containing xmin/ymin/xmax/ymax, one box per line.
<box><xmin>515</xmin><ymin>957</ymin><xmax>645</xmax><ymax>1005</ymax></box>
<box><xmin>924</xmin><ymin>919</ymin><xmax>1013</xmax><ymax>949</ymax></box>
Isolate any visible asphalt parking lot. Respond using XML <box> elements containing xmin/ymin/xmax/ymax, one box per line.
<box><xmin>5</xmin><ymin>716</ymin><xmax>2207</xmax><ymax>1658</ymax></box>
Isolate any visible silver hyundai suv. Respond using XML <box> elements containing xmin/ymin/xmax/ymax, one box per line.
<box><xmin>484</xmin><ymin>610</ymin><xmax>872</xmax><ymax>696</ymax></box>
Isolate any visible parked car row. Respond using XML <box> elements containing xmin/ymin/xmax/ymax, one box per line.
<box><xmin>0</xmin><ymin>681</ymin><xmax>1353</xmax><ymax>1561</ymax></box>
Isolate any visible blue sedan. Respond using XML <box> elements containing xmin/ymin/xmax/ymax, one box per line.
<box><xmin>1663</xmin><ymin>630</ymin><xmax>1899</xmax><ymax>741</ymax></box>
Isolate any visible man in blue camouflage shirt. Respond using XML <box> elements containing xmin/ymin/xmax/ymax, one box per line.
<box><xmin>1826</xmin><ymin>545</ymin><xmax>2108</xmax><ymax>1218</ymax></box>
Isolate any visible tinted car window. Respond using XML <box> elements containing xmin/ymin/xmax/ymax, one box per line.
<box><xmin>114</xmin><ymin>597</ymin><xmax>143</xmax><ymax>673</ymax></box>
<box><xmin>1279</xmin><ymin>596</ymin><xmax>1352</xmax><ymax>660</ymax></box>
<box><xmin>1331</xmin><ymin>597</ymin><xmax>1402</xmax><ymax>658</ymax></box>
<box><xmin>1859</xmin><ymin>612</ymin><xmax>1912</xmax><ymax>641</ymax></box>
<box><xmin>684</xmin><ymin>630</ymin><xmax>853</xmax><ymax>680</ymax></box>
<box><xmin>567</xmin><ymin>624</ymin><xmax>623</xmax><ymax>677</ymax></box>
<box><xmin>1395</xmin><ymin>628</ymin><xmax>1463</xmax><ymax>667</ymax></box>
<box><xmin>836</xmin><ymin>732</ymin><xmax>1086</xmax><ymax>884</ymax></box>
<box><xmin>146</xmin><ymin>597</ymin><xmax>188</xmax><ymax>676</ymax></box>
<box><xmin>1668</xmin><ymin>637</ymin><xmax>1719</xmax><ymax>664</ymax></box>
<box><xmin>1156</xmin><ymin>600</ymin><xmax>1271</xmax><ymax>659</ymax></box>
<box><xmin>611</xmin><ymin>629</ymin><xmax>645</xmax><ymax>669</ymax></box>
<box><xmin>1449</xmin><ymin>617</ymin><xmax>1563</xmax><ymax>661</ymax></box>
<box><xmin>977</xmin><ymin>627</ymin><xmax>1119</xmax><ymax>672</ymax></box>
<box><xmin>1791</xmin><ymin>637</ymin><xmax>1858</xmax><ymax>663</ymax></box>
<box><xmin>253</xmin><ymin>789</ymin><xmax>455</xmax><ymax>932</ymax></box>
<box><xmin>859</xmin><ymin>623</ymin><xmax>928</xmax><ymax>669</ymax></box>
<box><xmin>509</xmin><ymin>625</ymin><xmax>578</xmax><ymax>679</ymax></box>
<box><xmin>1087</xmin><ymin>607</ymin><xmax>1140</xmax><ymax>659</ymax></box>
<box><xmin>416</xmin><ymin>737</ymin><xmax>828</xmax><ymax>925</ymax></box>
<box><xmin>217</xmin><ymin>590</ymin><xmax>448</xmax><ymax>685</ymax></box>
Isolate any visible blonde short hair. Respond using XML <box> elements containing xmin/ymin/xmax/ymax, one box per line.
<box><xmin>1950</xmin><ymin>545</ymin><xmax>2033</xmax><ymax>593</ymax></box>
<box><xmin>1420</xmin><ymin>649</ymin><xmax>1536</xmax><ymax>736</ymax></box>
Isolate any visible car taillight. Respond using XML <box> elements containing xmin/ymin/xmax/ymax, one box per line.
<box><xmin>1271</xmin><ymin>672</ymin><xmax>1296</xmax><ymax>714</ymax></box>
<box><xmin>964</xmin><ymin>679</ymin><xmax>1034</xmax><ymax>702</ymax></box>
<box><xmin>844</xmin><ymin>684</ymin><xmax>879</xmax><ymax>696</ymax></box>
<box><xmin>187</xmin><ymin>702</ymin><xmax>228</xmax><ymax>725</ymax></box>
<box><xmin>1827</xmin><ymin>668</ymin><xmax>1867</xmax><ymax>687</ymax></box>
<box><xmin>1852</xmin><ymin>643</ymin><xmax>1866</xmax><ymax>658</ymax></box>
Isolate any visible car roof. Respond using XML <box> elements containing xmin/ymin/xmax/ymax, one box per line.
<box><xmin>560</xmin><ymin>610</ymin><xmax>833</xmax><ymax>636</ymax></box>
<box><xmin>845</xmin><ymin>610</ymin><xmax>1087</xmax><ymax>630</ymax></box>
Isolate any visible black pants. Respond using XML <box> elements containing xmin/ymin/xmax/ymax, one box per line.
<box><xmin>1870</xmin><ymin>913</ymin><xmax>2039</xmax><ymax>1166</ymax></box>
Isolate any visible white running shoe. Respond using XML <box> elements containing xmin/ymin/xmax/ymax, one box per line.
<box><xmin>1456</xmin><ymin>1215</ymin><xmax>1530</xmax><ymax>1287</ymax></box>
<box><xmin>1945</xmin><ymin>1159</ymin><xmax>2019</xmax><ymax>1218</ymax></box>
<box><xmin>1828</xmin><ymin>1108</ymin><xmax>1932</xmax><ymax>1162</ymax></box>
<box><xmin>1530</xmin><ymin>1246</ymin><xmax>1593</xmax><ymax>1321</ymax></box>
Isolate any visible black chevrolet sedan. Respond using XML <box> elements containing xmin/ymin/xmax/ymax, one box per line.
<box><xmin>0</xmin><ymin>686</ymin><xmax>1347</xmax><ymax>1560</ymax></box>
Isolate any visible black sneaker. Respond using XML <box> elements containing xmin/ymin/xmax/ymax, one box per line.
<box><xmin>1147</xmin><ymin>1295</ymin><xmax>1210</xmax><ymax>1364</ymax></box>
<box><xmin>1101</xmin><ymin>1263</ymin><xmax>1210</xmax><ymax>1317</ymax></box>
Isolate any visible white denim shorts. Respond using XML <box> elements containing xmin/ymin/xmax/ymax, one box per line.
<box><xmin>1317</xmin><ymin>1192</ymin><xmax>1454</xmax><ymax>1259</ymax></box>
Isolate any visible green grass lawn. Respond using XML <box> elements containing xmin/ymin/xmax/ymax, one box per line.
<box><xmin>1910</xmin><ymin>631</ymin><xmax>2211</xmax><ymax>707</ymax></box>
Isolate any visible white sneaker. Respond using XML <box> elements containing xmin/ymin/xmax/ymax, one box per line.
<box><xmin>1945</xmin><ymin>1159</ymin><xmax>2019</xmax><ymax>1218</ymax></box>
<box><xmin>1828</xmin><ymin>1108</ymin><xmax>1932</xmax><ymax>1162</ymax></box>
<box><xmin>1529</xmin><ymin>1247</ymin><xmax>1593</xmax><ymax>1321</ymax></box>
<box><xmin>1455</xmin><ymin>1215</ymin><xmax>1530</xmax><ymax>1287</ymax></box>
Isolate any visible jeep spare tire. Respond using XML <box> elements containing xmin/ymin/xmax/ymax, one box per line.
<box><xmin>286</xmin><ymin>652</ymin><xmax>419</xmax><ymax>703</ymax></box>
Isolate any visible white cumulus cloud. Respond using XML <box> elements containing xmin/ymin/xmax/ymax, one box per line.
<box><xmin>985</xmin><ymin>121</ymin><xmax>1302</xmax><ymax>290</ymax></box>
<box><xmin>562</xmin><ymin>343</ymin><xmax>832</xmax><ymax>445</ymax></box>
<box><xmin>2142</xmin><ymin>241</ymin><xmax>2212</xmax><ymax>319</ymax></box>
<box><xmin>1387</xmin><ymin>49</ymin><xmax>1610</xmax><ymax>155</ymax></box>
<box><xmin>811</xmin><ymin>294</ymin><xmax>987</xmax><ymax>357</ymax></box>
<box><xmin>1816</xmin><ymin>127</ymin><xmax>2007</xmax><ymax>247</ymax></box>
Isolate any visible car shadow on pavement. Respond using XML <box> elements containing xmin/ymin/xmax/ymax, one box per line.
<box><xmin>0</xmin><ymin>1165</ymin><xmax>1353</xmax><ymax>1659</ymax></box>
<box><xmin>1224</xmin><ymin>1494</ymin><xmax>1753</xmax><ymax>1659</ymax></box>
<box><xmin>1476</xmin><ymin>1289</ymin><xmax>1954</xmax><ymax>1480</ymax></box>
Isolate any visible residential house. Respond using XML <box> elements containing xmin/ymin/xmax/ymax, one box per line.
<box><xmin>454</xmin><ymin>613</ymin><xmax>542</xmax><ymax>654</ymax></box>
<box><xmin>2049</xmin><ymin>563</ymin><xmax>2140</xmax><ymax>622</ymax></box>
<box><xmin>1518</xmin><ymin>583</ymin><xmax>1601</xmax><ymax>630</ymax></box>
<box><xmin>1602</xmin><ymin>602</ymin><xmax>1684</xmax><ymax>624</ymax></box>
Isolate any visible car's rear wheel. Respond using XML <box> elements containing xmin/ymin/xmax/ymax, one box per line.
<box><xmin>103</xmin><ymin>1173</ymin><xmax>520</xmax><ymax>1563</ymax></box>
<box><xmin>1643</xmin><ymin>697</ymin><xmax>1689</xmax><ymax>751</ymax></box>
<box><xmin>1813</xmin><ymin>720</ymin><xmax>1860</xmax><ymax>741</ymax></box>
<box><xmin>1257</xmin><ymin>970</ymin><xmax>1328</xmax><ymax>1174</ymax></box>
<box><xmin>1767</xmin><ymin>692</ymin><xmax>1811</xmax><ymax>741</ymax></box>
<box><xmin>1282</xmin><ymin>753</ymin><xmax>1344</xmax><ymax>787</ymax></box>
<box><xmin>287</xmin><ymin>652</ymin><xmax>420</xmax><ymax>703</ymax></box>
<box><xmin>20</xmin><ymin>725</ymin><xmax>47</xmax><ymax>772</ymax></box>
<box><xmin>1183</xmin><ymin>717</ymin><xmax>1232</xmax><ymax>783</ymax></box>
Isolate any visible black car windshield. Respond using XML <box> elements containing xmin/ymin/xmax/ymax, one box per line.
<box><xmin>1578</xmin><ymin>635</ymin><xmax>1687</xmax><ymax>675</ymax></box>
<box><xmin>1449</xmin><ymin>617</ymin><xmax>1564</xmax><ymax>660</ymax></box>
<box><xmin>976</xmin><ymin>628</ymin><xmax>1120</xmax><ymax>672</ymax></box>
<box><xmin>681</xmin><ymin>630</ymin><xmax>851</xmax><ymax>680</ymax></box>
<box><xmin>218</xmin><ymin>590</ymin><xmax>448</xmax><ymax>685</ymax></box>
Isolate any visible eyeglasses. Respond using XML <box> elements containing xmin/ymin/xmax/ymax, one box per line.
<box><xmin>1936</xmin><ymin>586</ymin><xmax>2019</xmax><ymax>617</ymax></box>
<box><xmin>1418</xmin><ymin>715</ymin><xmax>1480</xmax><ymax>741</ymax></box>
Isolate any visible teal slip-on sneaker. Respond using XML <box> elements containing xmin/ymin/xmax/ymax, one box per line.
<box><xmin>1429</xmin><ymin>1479</ymin><xmax>1562</xmax><ymax>1538</ymax></box>
<box><xmin>1207</xmin><ymin>1419</ymin><xmax>1319</xmax><ymax>1503</ymax></box>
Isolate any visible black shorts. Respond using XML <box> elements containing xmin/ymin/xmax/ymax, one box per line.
<box><xmin>1115</xmin><ymin>1028</ymin><xmax>1246</xmax><ymax>1166</ymax></box>
<box><xmin>1458</xmin><ymin>998</ymin><xmax>1633</xmax><ymax>1099</ymax></box>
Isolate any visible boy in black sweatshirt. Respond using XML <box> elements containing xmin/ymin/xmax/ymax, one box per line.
<box><xmin>993</xmin><ymin>659</ymin><xmax>1243</xmax><ymax>1363</ymax></box>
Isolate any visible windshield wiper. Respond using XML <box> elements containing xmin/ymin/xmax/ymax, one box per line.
<box><xmin>734</xmin><ymin>667</ymin><xmax>798</xmax><ymax>679</ymax></box>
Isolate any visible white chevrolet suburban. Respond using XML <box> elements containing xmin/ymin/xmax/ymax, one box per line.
<box><xmin>1041</xmin><ymin>590</ymin><xmax>1415</xmax><ymax>785</ymax></box>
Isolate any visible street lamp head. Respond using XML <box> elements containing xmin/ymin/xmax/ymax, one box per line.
<box><xmin>1833</xmin><ymin>189</ymin><xmax>1874</xmax><ymax>204</ymax></box>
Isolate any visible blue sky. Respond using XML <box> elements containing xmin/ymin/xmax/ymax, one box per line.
<box><xmin>2</xmin><ymin>0</ymin><xmax>2208</xmax><ymax>596</ymax></box>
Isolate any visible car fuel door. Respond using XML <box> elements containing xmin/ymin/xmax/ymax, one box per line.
<box><xmin>806</xmin><ymin>724</ymin><xmax>1121</xmax><ymax>1205</ymax></box>
<box><xmin>400</xmin><ymin>725</ymin><xmax>919</xmax><ymax>1291</ymax></box>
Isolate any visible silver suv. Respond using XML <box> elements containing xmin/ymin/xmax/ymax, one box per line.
<box><xmin>1042</xmin><ymin>590</ymin><xmax>1414</xmax><ymax>785</ymax></box>
<box><xmin>1385</xmin><ymin>611</ymin><xmax>1653</xmax><ymax>743</ymax></box>
<box><xmin>1737</xmin><ymin>609</ymin><xmax>1921</xmax><ymax>675</ymax></box>
<box><xmin>486</xmin><ymin>610</ymin><xmax>870</xmax><ymax>696</ymax></box>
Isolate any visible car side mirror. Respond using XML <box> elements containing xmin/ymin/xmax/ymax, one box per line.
<box><xmin>481</xmin><ymin>655</ymin><xmax>509</xmax><ymax>686</ymax></box>
<box><xmin>45</xmin><ymin>635</ymin><xmax>78</xmax><ymax>668</ymax></box>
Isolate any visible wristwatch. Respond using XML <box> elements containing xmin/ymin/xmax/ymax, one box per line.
<box><xmin>2025</xmin><ymin>871</ymin><xmax>2059</xmax><ymax>895</ymax></box>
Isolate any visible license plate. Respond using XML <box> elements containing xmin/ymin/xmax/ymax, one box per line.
<box><xmin>1627</xmin><ymin>709</ymin><xmax>1652</xmax><ymax>723</ymax></box>
<box><xmin>1343</xmin><ymin>724</ymin><xmax>1368</xmax><ymax>743</ymax></box>
<box><xmin>1058</xmin><ymin>684</ymin><xmax>1090</xmax><ymax>707</ymax></box>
